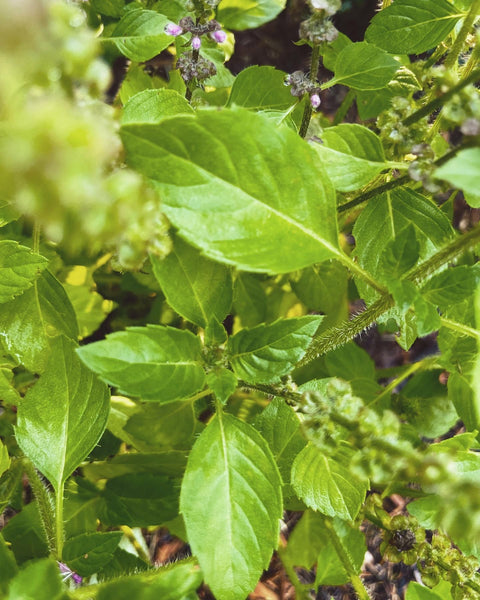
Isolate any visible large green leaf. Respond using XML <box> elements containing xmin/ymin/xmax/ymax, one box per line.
<box><xmin>227</xmin><ymin>315</ymin><xmax>323</xmax><ymax>384</ymax></box>
<box><xmin>15</xmin><ymin>337</ymin><xmax>110</xmax><ymax>491</ymax></box>
<box><xmin>107</xmin><ymin>9</ymin><xmax>172</xmax><ymax>61</ymax></box>
<box><xmin>0</xmin><ymin>534</ymin><xmax>17</xmax><ymax>595</ymax></box>
<box><xmin>122</xmin><ymin>108</ymin><xmax>340</xmax><ymax>274</ymax></box>
<box><xmin>254</xmin><ymin>397</ymin><xmax>305</xmax><ymax>481</ymax></box>
<box><xmin>435</xmin><ymin>148</ymin><xmax>480</xmax><ymax>207</ymax></box>
<box><xmin>0</xmin><ymin>241</ymin><xmax>47</xmax><ymax>304</ymax></box>
<box><xmin>366</xmin><ymin>0</ymin><xmax>463</xmax><ymax>55</ymax></box>
<box><xmin>291</xmin><ymin>443</ymin><xmax>368</xmax><ymax>521</ymax></box>
<box><xmin>151</xmin><ymin>235</ymin><xmax>233</xmax><ymax>328</ymax></box>
<box><xmin>312</xmin><ymin>124</ymin><xmax>387</xmax><ymax>192</ymax></box>
<box><xmin>421</xmin><ymin>265</ymin><xmax>480</xmax><ymax>311</ymax></box>
<box><xmin>0</xmin><ymin>271</ymin><xmax>78</xmax><ymax>372</ymax></box>
<box><xmin>180</xmin><ymin>412</ymin><xmax>282</xmax><ymax>600</ymax></box>
<box><xmin>0</xmin><ymin>441</ymin><xmax>10</xmax><ymax>479</ymax></box>
<box><xmin>406</xmin><ymin>581</ymin><xmax>453</xmax><ymax>600</ymax></box>
<box><xmin>217</xmin><ymin>0</ymin><xmax>286</xmax><ymax>30</ymax></box>
<box><xmin>233</xmin><ymin>273</ymin><xmax>267</xmax><ymax>327</ymax></box>
<box><xmin>329</xmin><ymin>42</ymin><xmax>399</xmax><ymax>91</ymax></box>
<box><xmin>77</xmin><ymin>325</ymin><xmax>205</xmax><ymax>402</ymax></box>
<box><xmin>353</xmin><ymin>188</ymin><xmax>454</xmax><ymax>300</ymax></box>
<box><xmin>6</xmin><ymin>559</ymin><xmax>64</xmax><ymax>600</ymax></box>
<box><xmin>63</xmin><ymin>532</ymin><xmax>123</xmax><ymax>577</ymax></box>
<box><xmin>227</xmin><ymin>66</ymin><xmax>295</xmax><ymax>111</ymax></box>
<box><xmin>101</xmin><ymin>472</ymin><xmax>179</xmax><ymax>527</ymax></box>
<box><xmin>121</xmin><ymin>89</ymin><xmax>194</xmax><ymax>125</ymax></box>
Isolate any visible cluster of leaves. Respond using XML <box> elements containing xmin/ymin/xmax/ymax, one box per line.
<box><xmin>1</xmin><ymin>0</ymin><xmax>480</xmax><ymax>598</ymax></box>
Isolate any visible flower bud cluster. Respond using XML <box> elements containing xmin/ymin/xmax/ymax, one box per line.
<box><xmin>299</xmin><ymin>15</ymin><xmax>339</xmax><ymax>45</ymax></box>
<box><xmin>285</xmin><ymin>71</ymin><xmax>322</xmax><ymax>110</ymax></box>
<box><xmin>165</xmin><ymin>17</ymin><xmax>227</xmax><ymax>50</ymax></box>
<box><xmin>377</xmin><ymin>96</ymin><xmax>429</xmax><ymax>158</ymax></box>
<box><xmin>408</xmin><ymin>143</ymin><xmax>441</xmax><ymax>194</ymax></box>
<box><xmin>176</xmin><ymin>50</ymin><xmax>217</xmax><ymax>83</ymax></box>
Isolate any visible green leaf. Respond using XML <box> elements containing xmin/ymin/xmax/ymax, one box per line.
<box><xmin>0</xmin><ymin>271</ymin><xmax>78</xmax><ymax>372</ymax></box>
<box><xmin>320</xmin><ymin>32</ymin><xmax>353</xmax><ymax>72</ymax></box>
<box><xmin>254</xmin><ymin>397</ymin><xmax>306</xmax><ymax>482</ymax></box>
<box><xmin>77</xmin><ymin>325</ymin><xmax>205</xmax><ymax>402</ymax></box>
<box><xmin>217</xmin><ymin>0</ymin><xmax>286</xmax><ymax>30</ymax></box>
<box><xmin>2</xmin><ymin>503</ymin><xmax>49</xmax><ymax>564</ymax></box>
<box><xmin>397</xmin><ymin>371</ymin><xmax>458</xmax><ymax>438</ymax></box>
<box><xmin>313</xmin><ymin>124</ymin><xmax>387</xmax><ymax>192</ymax></box>
<box><xmin>366</xmin><ymin>0</ymin><xmax>463</xmax><ymax>55</ymax></box>
<box><xmin>0</xmin><ymin>459</ymin><xmax>23</xmax><ymax>515</ymax></box>
<box><xmin>435</xmin><ymin>148</ymin><xmax>480</xmax><ymax>207</ymax></box>
<box><xmin>206</xmin><ymin>368</ymin><xmax>238</xmax><ymax>405</ymax></box>
<box><xmin>151</xmin><ymin>235</ymin><xmax>233</xmax><ymax>328</ymax></box>
<box><xmin>378</xmin><ymin>224</ymin><xmax>420</xmax><ymax>282</ymax></box>
<box><xmin>122</xmin><ymin>108</ymin><xmax>341</xmax><ymax>274</ymax></box>
<box><xmin>108</xmin><ymin>9</ymin><xmax>172</xmax><ymax>61</ymax></box>
<box><xmin>15</xmin><ymin>337</ymin><xmax>110</xmax><ymax>491</ymax></box>
<box><xmin>0</xmin><ymin>241</ymin><xmax>48</xmax><ymax>304</ymax></box>
<box><xmin>324</xmin><ymin>342</ymin><xmax>375</xmax><ymax>381</ymax></box>
<box><xmin>0</xmin><ymin>200</ymin><xmax>19</xmax><ymax>228</ymax></box>
<box><xmin>180</xmin><ymin>412</ymin><xmax>282</xmax><ymax>600</ymax></box>
<box><xmin>0</xmin><ymin>441</ymin><xmax>10</xmax><ymax>478</ymax></box>
<box><xmin>281</xmin><ymin>509</ymin><xmax>324</xmax><ymax>569</ymax></box>
<box><xmin>329</xmin><ymin>42</ymin><xmax>400</xmax><ymax>91</ymax></box>
<box><xmin>91</xmin><ymin>0</ymin><xmax>125</xmax><ymax>17</ymax></box>
<box><xmin>0</xmin><ymin>534</ymin><xmax>17</xmax><ymax>595</ymax></box>
<box><xmin>228</xmin><ymin>315</ymin><xmax>323</xmax><ymax>384</ymax></box>
<box><xmin>315</xmin><ymin>518</ymin><xmax>366</xmax><ymax>586</ymax></box>
<box><xmin>83</xmin><ymin>451</ymin><xmax>187</xmax><ymax>481</ymax></box>
<box><xmin>123</xmin><ymin>400</ymin><xmax>197</xmax><ymax>451</ymax></box>
<box><xmin>121</xmin><ymin>89</ymin><xmax>194</xmax><ymax>125</ymax></box>
<box><xmin>356</xmin><ymin>88</ymin><xmax>393</xmax><ymax>120</ymax></box>
<box><xmin>63</xmin><ymin>283</ymin><xmax>114</xmax><ymax>340</ymax></box>
<box><xmin>96</xmin><ymin>559</ymin><xmax>203</xmax><ymax>600</ymax></box>
<box><xmin>233</xmin><ymin>273</ymin><xmax>267</xmax><ymax>327</ymax></box>
<box><xmin>421</xmin><ymin>265</ymin><xmax>480</xmax><ymax>310</ymax></box>
<box><xmin>63</xmin><ymin>531</ymin><xmax>122</xmax><ymax>577</ymax></box>
<box><xmin>291</xmin><ymin>443</ymin><xmax>368</xmax><ymax>521</ymax></box>
<box><xmin>6</xmin><ymin>559</ymin><xmax>64</xmax><ymax>600</ymax></box>
<box><xmin>101</xmin><ymin>472</ymin><xmax>179</xmax><ymax>527</ymax></box>
<box><xmin>406</xmin><ymin>581</ymin><xmax>453</xmax><ymax>600</ymax></box>
<box><xmin>227</xmin><ymin>66</ymin><xmax>295</xmax><ymax>111</ymax></box>
<box><xmin>353</xmin><ymin>188</ymin><xmax>454</xmax><ymax>301</ymax></box>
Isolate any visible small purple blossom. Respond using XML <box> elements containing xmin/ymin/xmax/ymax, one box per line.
<box><xmin>58</xmin><ymin>562</ymin><xmax>83</xmax><ymax>586</ymax></box>
<box><xmin>210</xmin><ymin>29</ymin><xmax>227</xmax><ymax>43</ymax></box>
<box><xmin>191</xmin><ymin>36</ymin><xmax>201</xmax><ymax>50</ymax></box>
<box><xmin>310</xmin><ymin>93</ymin><xmax>321</xmax><ymax>109</ymax></box>
<box><xmin>165</xmin><ymin>23</ymin><xmax>183</xmax><ymax>36</ymax></box>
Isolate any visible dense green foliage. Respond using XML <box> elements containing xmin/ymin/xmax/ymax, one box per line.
<box><xmin>1</xmin><ymin>0</ymin><xmax>480</xmax><ymax>598</ymax></box>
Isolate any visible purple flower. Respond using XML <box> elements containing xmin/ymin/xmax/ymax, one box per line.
<box><xmin>58</xmin><ymin>562</ymin><xmax>83</xmax><ymax>586</ymax></box>
<box><xmin>210</xmin><ymin>29</ymin><xmax>227</xmax><ymax>43</ymax></box>
<box><xmin>310</xmin><ymin>93</ymin><xmax>321</xmax><ymax>109</ymax></box>
<box><xmin>165</xmin><ymin>23</ymin><xmax>183</xmax><ymax>36</ymax></box>
<box><xmin>191</xmin><ymin>36</ymin><xmax>201</xmax><ymax>50</ymax></box>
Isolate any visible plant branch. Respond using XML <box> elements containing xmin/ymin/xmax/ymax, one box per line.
<box><xmin>440</xmin><ymin>317</ymin><xmax>480</xmax><ymax>341</ymax></box>
<box><xmin>299</xmin><ymin>44</ymin><xmax>321</xmax><ymax>138</ymax></box>
<box><xmin>23</xmin><ymin>459</ymin><xmax>57</xmax><ymax>556</ymax></box>
<box><xmin>404</xmin><ymin>67</ymin><xmax>480</xmax><ymax>127</ymax></box>
<box><xmin>444</xmin><ymin>0</ymin><xmax>480</xmax><ymax>71</ymax></box>
<box><xmin>333</xmin><ymin>89</ymin><xmax>355</xmax><ymax>126</ymax></box>
<box><xmin>56</xmin><ymin>483</ymin><xmax>65</xmax><ymax>560</ymax></box>
<box><xmin>185</xmin><ymin>47</ymin><xmax>200</xmax><ymax>102</ymax></box>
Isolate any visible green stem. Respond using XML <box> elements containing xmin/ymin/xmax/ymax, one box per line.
<box><xmin>444</xmin><ymin>0</ymin><xmax>480</xmax><ymax>70</ymax></box>
<box><xmin>299</xmin><ymin>44</ymin><xmax>321</xmax><ymax>138</ymax></box>
<box><xmin>333</xmin><ymin>89</ymin><xmax>355</xmax><ymax>126</ymax></box>
<box><xmin>23</xmin><ymin>459</ymin><xmax>57</xmax><ymax>555</ymax></box>
<box><xmin>368</xmin><ymin>355</ymin><xmax>439</xmax><ymax>407</ymax></box>
<box><xmin>185</xmin><ymin>47</ymin><xmax>200</xmax><ymax>102</ymax></box>
<box><xmin>440</xmin><ymin>316</ymin><xmax>480</xmax><ymax>340</ymax></box>
<box><xmin>324</xmin><ymin>518</ymin><xmax>371</xmax><ymax>600</ymax></box>
<box><xmin>404</xmin><ymin>68</ymin><xmax>480</xmax><ymax>127</ymax></box>
<box><xmin>463</xmin><ymin>41</ymin><xmax>480</xmax><ymax>78</ymax></box>
<box><xmin>33</xmin><ymin>223</ymin><xmax>41</xmax><ymax>254</ymax></box>
<box><xmin>407</xmin><ymin>225</ymin><xmax>480</xmax><ymax>286</ymax></box>
<box><xmin>56</xmin><ymin>483</ymin><xmax>65</xmax><ymax>560</ymax></box>
<box><xmin>339</xmin><ymin>255</ymin><xmax>387</xmax><ymax>295</ymax></box>
<box><xmin>298</xmin><ymin>294</ymin><xmax>394</xmax><ymax>365</ymax></box>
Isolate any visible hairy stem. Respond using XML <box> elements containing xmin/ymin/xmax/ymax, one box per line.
<box><xmin>56</xmin><ymin>483</ymin><xmax>65</xmax><ymax>560</ymax></box>
<box><xmin>444</xmin><ymin>0</ymin><xmax>480</xmax><ymax>71</ymax></box>
<box><xmin>299</xmin><ymin>44</ymin><xmax>321</xmax><ymax>138</ymax></box>
<box><xmin>404</xmin><ymin>68</ymin><xmax>480</xmax><ymax>127</ymax></box>
<box><xmin>23</xmin><ymin>459</ymin><xmax>57</xmax><ymax>555</ymax></box>
<box><xmin>185</xmin><ymin>47</ymin><xmax>200</xmax><ymax>102</ymax></box>
<box><xmin>33</xmin><ymin>223</ymin><xmax>41</xmax><ymax>254</ymax></box>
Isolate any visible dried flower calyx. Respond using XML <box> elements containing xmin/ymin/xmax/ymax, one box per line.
<box><xmin>177</xmin><ymin>50</ymin><xmax>216</xmax><ymax>82</ymax></box>
<box><xmin>285</xmin><ymin>71</ymin><xmax>322</xmax><ymax>110</ymax></box>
